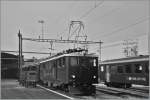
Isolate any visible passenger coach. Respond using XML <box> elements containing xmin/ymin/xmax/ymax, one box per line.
<box><xmin>99</xmin><ymin>55</ymin><xmax>149</xmax><ymax>88</ymax></box>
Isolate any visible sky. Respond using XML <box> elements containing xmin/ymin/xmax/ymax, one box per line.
<box><xmin>1</xmin><ymin>0</ymin><xmax>149</xmax><ymax>60</ymax></box>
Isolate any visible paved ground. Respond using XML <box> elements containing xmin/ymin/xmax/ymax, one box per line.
<box><xmin>1</xmin><ymin>79</ymin><xmax>68</xmax><ymax>99</ymax></box>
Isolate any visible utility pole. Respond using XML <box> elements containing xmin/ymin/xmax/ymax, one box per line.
<box><xmin>18</xmin><ymin>30</ymin><xmax>20</xmax><ymax>80</ymax></box>
<box><xmin>49</xmin><ymin>41</ymin><xmax>54</xmax><ymax>56</ymax></box>
<box><xmin>99</xmin><ymin>40</ymin><xmax>103</xmax><ymax>61</ymax></box>
<box><xmin>18</xmin><ymin>30</ymin><xmax>22</xmax><ymax>81</ymax></box>
<box><xmin>123</xmin><ymin>39</ymin><xmax>138</xmax><ymax>57</ymax></box>
<box><xmin>38</xmin><ymin>20</ymin><xmax>44</xmax><ymax>40</ymax></box>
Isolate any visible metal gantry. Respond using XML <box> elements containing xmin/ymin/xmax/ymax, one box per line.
<box><xmin>18</xmin><ymin>30</ymin><xmax>103</xmax><ymax>81</ymax></box>
<box><xmin>22</xmin><ymin>37</ymin><xmax>102</xmax><ymax>44</ymax></box>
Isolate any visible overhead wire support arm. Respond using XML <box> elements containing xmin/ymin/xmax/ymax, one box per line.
<box><xmin>22</xmin><ymin>37</ymin><xmax>102</xmax><ymax>44</ymax></box>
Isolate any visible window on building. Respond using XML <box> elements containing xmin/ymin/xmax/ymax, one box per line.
<box><xmin>135</xmin><ymin>64</ymin><xmax>142</xmax><ymax>73</ymax></box>
<box><xmin>125</xmin><ymin>64</ymin><xmax>131</xmax><ymax>73</ymax></box>
<box><xmin>117</xmin><ymin>66</ymin><xmax>124</xmax><ymax>73</ymax></box>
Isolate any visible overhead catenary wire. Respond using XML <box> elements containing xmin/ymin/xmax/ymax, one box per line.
<box><xmin>96</xmin><ymin>16</ymin><xmax>150</xmax><ymax>39</ymax></box>
<box><xmin>59</xmin><ymin>0</ymin><xmax>105</xmax><ymax>39</ymax></box>
<box><xmin>89</xmin><ymin>42</ymin><xmax>122</xmax><ymax>51</ymax></box>
<box><xmin>79</xmin><ymin>0</ymin><xmax>105</xmax><ymax>19</ymax></box>
<box><xmin>57</xmin><ymin>1</ymin><xmax>79</xmax><ymax>39</ymax></box>
<box><xmin>2</xmin><ymin>50</ymin><xmax>51</xmax><ymax>54</ymax></box>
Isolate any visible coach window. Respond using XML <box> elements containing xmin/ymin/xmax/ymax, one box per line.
<box><xmin>117</xmin><ymin>66</ymin><xmax>123</xmax><ymax>73</ymax></box>
<box><xmin>135</xmin><ymin>64</ymin><xmax>142</xmax><ymax>73</ymax></box>
<box><xmin>125</xmin><ymin>64</ymin><xmax>131</xmax><ymax>73</ymax></box>
<box><xmin>70</xmin><ymin>57</ymin><xmax>78</xmax><ymax>66</ymax></box>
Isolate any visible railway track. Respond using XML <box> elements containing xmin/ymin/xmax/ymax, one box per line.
<box><xmin>96</xmin><ymin>87</ymin><xmax>128</xmax><ymax>98</ymax></box>
<box><xmin>129</xmin><ymin>87</ymin><xmax>149</xmax><ymax>93</ymax></box>
<box><xmin>96</xmin><ymin>86</ymin><xmax>149</xmax><ymax>98</ymax></box>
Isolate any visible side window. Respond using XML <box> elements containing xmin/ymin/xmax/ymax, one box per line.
<box><xmin>125</xmin><ymin>64</ymin><xmax>131</xmax><ymax>73</ymax></box>
<box><xmin>135</xmin><ymin>64</ymin><xmax>143</xmax><ymax>73</ymax></box>
<box><xmin>57</xmin><ymin>59</ymin><xmax>61</xmax><ymax>68</ymax></box>
<box><xmin>117</xmin><ymin>66</ymin><xmax>124</xmax><ymax>73</ymax></box>
<box><xmin>59</xmin><ymin>59</ymin><xmax>61</xmax><ymax>66</ymax></box>
<box><xmin>62</xmin><ymin>57</ymin><xmax>65</xmax><ymax>65</ymax></box>
<box><xmin>61</xmin><ymin>58</ymin><xmax>65</xmax><ymax>68</ymax></box>
<box><xmin>145</xmin><ymin>62</ymin><xmax>149</xmax><ymax>73</ymax></box>
<box><xmin>43</xmin><ymin>63</ymin><xmax>46</xmax><ymax>69</ymax></box>
<box><xmin>70</xmin><ymin>57</ymin><xmax>78</xmax><ymax>66</ymax></box>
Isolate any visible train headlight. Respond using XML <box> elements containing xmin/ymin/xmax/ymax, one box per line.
<box><xmin>93</xmin><ymin>75</ymin><xmax>96</xmax><ymax>79</ymax></box>
<box><xmin>72</xmin><ymin>75</ymin><xmax>76</xmax><ymax>79</ymax></box>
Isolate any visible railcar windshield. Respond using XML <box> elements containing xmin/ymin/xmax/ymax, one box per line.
<box><xmin>70</xmin><ymin>56</ymin><xmax>97</xmax><ymax>67</ymax></box>
<box><xmin>29</xmin><ymin>72</ymin><xmax>36</xmax><ymax>75</ymax></box>
<box><xmin>79</xmin><ymin>57</ymin><xmax>97</xmax><ymax>67</ymax></box>
<box><xmin>30</xmin><ymin>66</ymin><xmax>37</xmax><ymax>71</ymax></box>
<box><xmin>70</xmin><ymin>57</ymin><xmax>78</xmax><ymax>66</ymax></box>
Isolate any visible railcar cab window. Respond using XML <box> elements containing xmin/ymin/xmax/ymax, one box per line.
<box><xmin>135</xmin><ymin>64</ymin><xmax>143</xmax><ymax>73</ymax></box>
<box><xmin>89</xmin><ymin>58</ymin><xmax>97</xmax><ymax>67</ymax></box>
<box><xmin>117</xmin><ymin>66</ymin><xmax>124</xmax><ymax>73</ymax></box>
<box><xmin>79</xmin><ymin>57</ymin><xmax>96</xmax><ymax>67</ymax></box>
<box><xmin>125</xmin><ymin>64</ymin><xmax>131</xmax><ymax>73</ymax></box>
<box><xmin>70</xmin><ymin>57</ymin><xmax>78</xmax><ymax>66</ymax></box>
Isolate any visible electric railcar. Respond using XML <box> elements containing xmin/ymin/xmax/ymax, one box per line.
<box><xmin>20</xmin><ymin>63</ymin><xmax>38</xmax><ymax>87</ymax></box>
<box><xmin>38</xmin><ymin>52</ymin><xmax>98</xmax><ymax>94</ymax></box>
<box><xmin>99</xmin><ymin>55</ymin><xmax>149</xmax><ymax>88</ymax></box>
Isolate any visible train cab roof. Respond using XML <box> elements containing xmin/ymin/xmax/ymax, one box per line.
<box><xmin>99</xmin><ymin>55</ymin><xmax>149</xmax><ymax>65</ymax></box>
<box><xmin>39</xmin><ymin>52</ymin><xmax>98</xmax><ymax>64</ymax></box>
<box><xmin>22</xmin><ymin>61</ymin><xmax>39</xmax><ymax>68</ymax></box>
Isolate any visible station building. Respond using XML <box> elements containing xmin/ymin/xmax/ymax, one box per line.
<box><xmin>1</xmin><ymin>52</ymin><xmax>19</xmax><ymax>79</ymax></box>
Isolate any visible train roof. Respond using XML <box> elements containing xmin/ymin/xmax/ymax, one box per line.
<box><xmin>39</xmin><ymin>53</ymin><xmax>98</xmax><ymax>64</ymax></box>
<box><xmin>99</xmin><ymin>55</ymin><xmax>149</xmax><ymax>65</ymax></box>
<box><xmin>22</xmin><ymin>61</ymin><xmax>39</xmax><ymax>68</ymax></box>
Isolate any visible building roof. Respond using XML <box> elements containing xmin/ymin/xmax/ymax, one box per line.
<box><xmin>1</xmin><ymin>52</ymin><xmax>18</xmax><ymax>64</ymax></box>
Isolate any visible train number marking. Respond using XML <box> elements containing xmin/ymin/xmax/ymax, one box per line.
<box><xmin>128</xmin><ymin>77</ymin><xmax>146</xmax><ymax>81</ymax></box>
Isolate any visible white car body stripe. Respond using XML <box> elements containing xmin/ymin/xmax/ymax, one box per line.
<box><xmin>37</xmin><ymin>85</ymin><xmax>74</xmax><ymax>100</ymax></box>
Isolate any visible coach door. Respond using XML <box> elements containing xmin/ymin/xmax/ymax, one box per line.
<box><xmin>106</xmin><ymin>65</ymin><xmax>110</xmax><ymax>82</ymax></box>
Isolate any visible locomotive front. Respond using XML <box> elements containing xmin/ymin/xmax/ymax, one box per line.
<box><xmin>69</xmin><ymin>55</ymin><xmax>98</xmax><ymax>94</ymax></box>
